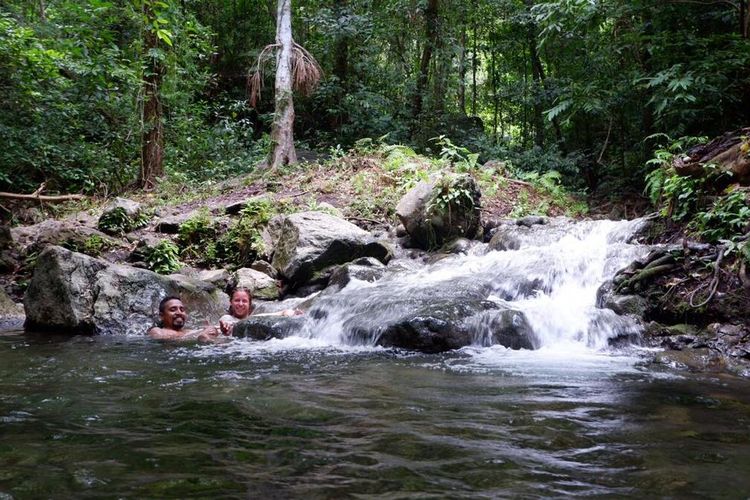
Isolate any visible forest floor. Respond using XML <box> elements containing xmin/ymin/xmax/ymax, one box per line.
<box><xmin>7</xmin><ymin>149</ymin><xmax>619</xmax><ymax>231</ymax></box>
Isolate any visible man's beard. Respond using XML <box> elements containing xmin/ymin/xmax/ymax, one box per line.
<box><xmin>172</xmin><ymin>317</ymin><xmax>185</xmax><ymax>330</ymax></box>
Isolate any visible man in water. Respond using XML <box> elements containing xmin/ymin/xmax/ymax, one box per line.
<box><xmin>147</xmin><ymin>296</ymin><xmax>220</xmax><ymax>342</ymax></box>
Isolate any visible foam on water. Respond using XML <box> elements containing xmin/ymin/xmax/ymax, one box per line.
<box><xmin>194</xmin><ymin>218</ymin><xmax>653</xmax><ymax>365</ymax></box>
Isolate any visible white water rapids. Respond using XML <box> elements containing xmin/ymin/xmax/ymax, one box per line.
<box><xmin>265</xmin><ymin>217</ymin><xmax>653</xmax><ymax>351</ymax></box>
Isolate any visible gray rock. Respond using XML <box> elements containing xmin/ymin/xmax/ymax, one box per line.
<box><xmin>154</xmin><ymin>210</ymin><xmax>202</xmax><ymax>234</ymax></box>
<box><xmin>0</xmin><ymin>288</ymin><xmax>23</xmax><ymax>318</ymax></box>
<box><xmin>250</xmin><ymin>260</ymin><xmax>278</xmax><ymax>279</ymax></box>
<box><xmin>487</xmin><ymin>227</ymin><xmax>521</xmax><ymax>251</ymax></box>
<box><xmin>517</xmin><ymin>216</ymin><xmax>548</xmax><ymax>227</ymax></box>
<box><xmin>270</xmin><ymin>211</ymin><xmax>391</xmax><ymax>289</ymax></box>
<box><xmin>232</xmin><ymin>267</ymin><xmax>280</xmax><ymax>300</ymax></box>
<box><xmin>11</xmin><ymin>220</ymin><xmax>115</xmax><ymax>254</ymax></box>
<box><xmin>395</xmin><ymin>173</ymin><xmax>481</xmax><ymax>249</ymax></box>
<box><xmin>596</xmin><ymin>281</ymin><xmax>649</xmax><ymax>316</ymax></box>
<box><xmin>198</xmin><ymin>269</ymin><xmax>231</xmax><ymax>289</ymax></box>
<box><xmin>23</xmin><ymin>246</ymin><xmax>228</xmax><ymax>335</ymax></box>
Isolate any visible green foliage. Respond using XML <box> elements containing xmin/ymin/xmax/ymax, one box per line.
<box><xmin>177</xmin><ymin>208</ymin><xmax>217</xmax><ymax>264</ymax></box>
<box><xmin>98</xmin><ymin>208</ymin><xmax>151</xmax><ymax>235</ymax></box>
<box><xmin>644</xmin><ymin>136</ymin><xmax>710</xmax><ymax>221</ymax></box>
<box><xmin>144</xmin><ymin>240</ymin><xmax>181</xmax><ymax>274</ymax></box>
<box><xmin>693</xmin><ymin>188</ymin><xmax>750</xmax><ymax>243</ymax></box>
<box><xmin>431</xmin><ymin>135</ymin><xmax>480</xmax><ymax>172</ymax></box>
<box><xmin>61</xmin><ymin>234</ymin><xmax>111</xmax><ymax>257</ymax></box>
<box><xmin>426</xmin><ymin>174</ymin><xmax>475</xmax><ymax>223</ymax></box>
<box><xmin>217</xmin><ymin>198</ymin><xmax>276</xmax><ymax>268</ymax></box>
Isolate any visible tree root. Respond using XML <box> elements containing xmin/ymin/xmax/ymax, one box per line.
<box><xmin>689</xmin><ymin>246</ymin><xmax>725</xmax><ymax>308</ymax></box>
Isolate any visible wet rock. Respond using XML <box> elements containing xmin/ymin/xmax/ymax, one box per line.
<box><xmin>443</xmin><ymin>238</ymin><xmax>474</xmax><ymax>255</ymax></box>
<box><xmin>373</xmin><ymin>301</ymin><xmax>537</xmax><ymax>353</ymax></box>
<box><xmin>487</xmin><ymin>227</ymin><xmax>521</xmax><ymax>251</ymax></box>
<box><xmin>517</xmin><ymin>216</ymin><xmax>548</xmax><ymax>228</ymax></box>
<box><xmin>232</xmin><ymin>315</ymin><xmax>306</xmax><ymax>341</ymax></box>
<box><xmin>465</xmin><ymin>308</ymin><xmax>539</xmax><ymax>349</ymax></box>
<box><xmin>487</xmin><ymin>217</ymin><xmax>575</xmax><ymax>252</ymax></box>
<box><xmin>23</xmin><ymin>246</ymin><xmax>227</xmax><ymax>335</ymax></box>
<box><xmin>327</xmin><ymin>257</ymin><xmax>386</xmax><ymax>290</ymax></box>
<box><xmin>270</xmin><ymin>211</ymin><xmax>392</xmax><ymax>290</ymax></box>
<box><xmin>395</xmin><ymin>173</ymin><xmax>481</xmax><ymax>249</ymax></box>
<box><xmin>596</xmin><ymin>281</ymin><xmax>649</xmax><ymax>316</ymax></box>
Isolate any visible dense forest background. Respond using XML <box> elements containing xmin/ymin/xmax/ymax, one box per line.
<box><xmin>2</xmin><ymin>0</ymin><xmax>749</xmax><ymax>197</ymax></box>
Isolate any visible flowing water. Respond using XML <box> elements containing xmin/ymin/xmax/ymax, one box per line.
<box><xmin>2</xmin><ymin>218</ymin><xmax>750</xmax><ymax>498</ymax></box>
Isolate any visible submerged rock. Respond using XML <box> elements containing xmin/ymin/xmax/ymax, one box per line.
<box><xmin>24</xmin><ymin>246</ymin><xmax>227</xmax><ymax>335</ymax></box>
<box><xmin>374</xmin><ymin>301</ymin><xmax>536</xmax><ymax>353</ymax></box>
<box><xmin>232</xmin><ymin>315</ymin><xmax>306</xmax><ymax>341</ymax></box>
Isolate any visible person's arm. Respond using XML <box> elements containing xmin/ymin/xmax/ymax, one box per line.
<box><xmin>148</xmin><ymin>325</ymin><xmax>219</xmax><ymax>342</ymax></box>
<box><xmin>148</xmin><ymin>327</ymin><xmax>185</xmax><ymax>341</ymax></box>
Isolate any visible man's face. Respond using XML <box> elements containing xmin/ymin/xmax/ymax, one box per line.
<box><xmin>161</xmin><ymin>299</ymin><xmax>187</xmax><ymax>330</ymax></box>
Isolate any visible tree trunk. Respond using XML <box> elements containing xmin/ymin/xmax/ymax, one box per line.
<box><xmin>268</xmin><ymin>0</ymin><xmax>297</xmax><ymax>168</ymax></box>
<box><xmin>333</xmin><ymin>0</ymin><xmax>349</xmax><ymax>84</ymax></box>
<box><xmin>458</xmin><ymin>22</ymin><xmax>467</xmax><ymax>115</ymax></box>
<box><xmin>740</xmin><ymin>0</ymin><xmax>748</xmax><ymax>38</ymax></box>
<box><xmin>528</xmin><ymin>27</ymin><xmax>544</xmax><ymax>149</ymax></box>
<box><xmin>138</xmin><ymin>2</ymin><xmax>165</xmax><ymax>190</ymax></box>
<box><xmin>471</xmin><ymin>1</ymin><xmax>478</xmax><ymax>116</ymax></box>
<box><xmin>412</xmin><ymin>0</ymin><xmax>438</xmax><ymax>119</ymax></box>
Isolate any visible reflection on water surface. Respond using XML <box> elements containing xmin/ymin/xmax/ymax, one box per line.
<box><xmin>1</xmin><ymin>332</ymin><xmax>750</xmax><ymax>498</ymax></box>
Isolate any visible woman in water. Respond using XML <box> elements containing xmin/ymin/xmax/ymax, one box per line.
<box><xmin>219</xmin><ymin>287</ymin><xmax>302</xmax><ymax>336</ymax></box>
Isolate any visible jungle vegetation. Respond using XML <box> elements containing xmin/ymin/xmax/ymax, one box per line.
<box><xmin>1</xmin><ymin>0</ymin><xmax>748</xmax><ymax>200</ymax></box>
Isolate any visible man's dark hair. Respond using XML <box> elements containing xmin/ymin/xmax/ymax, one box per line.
<box><xmin>158</xmin><ymin>295</ymin><xmax>182</xmax><ymax>314</ymax></box>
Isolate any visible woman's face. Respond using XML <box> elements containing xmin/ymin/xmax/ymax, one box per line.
<box><xmin>230</xmin><ymin>290</ymin><xmax>252</xmax><ymax>319</ymax></box>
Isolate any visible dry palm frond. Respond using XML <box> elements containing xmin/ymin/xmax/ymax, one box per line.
<box><xmin>291</xmin><ymin>42</ymin><xmax>322</xmax><ymax>96</ymax></box>
<box><xmin>247</xmin><ymin>43</ymin><xmax>279</xmax><ymax>108</ymax></box>
<box><xmin>247</xmin><ymin>41</ymin><xmax>322</xmax><ymax>107</ymax></box>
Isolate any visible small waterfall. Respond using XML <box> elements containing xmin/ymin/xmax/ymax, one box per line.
<box><xmin>295</xmin><ymin>217</ymin><xmax>650</xmax><ymax>350</ymax></box>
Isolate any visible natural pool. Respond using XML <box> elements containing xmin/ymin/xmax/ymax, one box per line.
<box><xmin>2</xmin><ymin>330</ymin><xmax>750</xmax><ymax>498</ymax></box>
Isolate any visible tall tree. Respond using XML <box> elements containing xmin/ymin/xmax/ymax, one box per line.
<box><xmin>138</xmin><ymin>0</ymin><xmax>171</xmax><ymax>190</ymax></box>
<box><xmin>249</xmin><ymin>0</ymin><xmax>321</xmax><ymax>169</ymax></box>
<box><xmin>270</xmin><ymin>0</ymin><xmax>297</xmax><ymax>167</ymax></box>
<box><xmin>412</xmin><ymin>0</ymin><xmax>438</xmax><ymax>119</ymax></box>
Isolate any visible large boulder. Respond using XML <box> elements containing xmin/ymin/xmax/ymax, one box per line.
<box><xmin>11</xmin><ymin>219</ymin><xmax>116</xmax><ymax>255</ymax></box>
<box><xmin>395</xmin><ymin>173</ymin><xmax>481</xmax><ymax>249</ymax></box>
<box><xmin>24</xmin><ymin>246</ymin><xmax>228</xmax><ymax>335</ymax></box>
<box><xmin>232</xmin><ymin>267</ymin><xmax>280</xmax><ymax>300</ymax></box>
<box><xmin>270</xmin><ymin>211</ymin><xmax>392</xmax><ymax>290</ymax></box>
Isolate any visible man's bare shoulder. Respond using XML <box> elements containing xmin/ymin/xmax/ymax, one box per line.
<box><xmin>148</xmin><ymin>327</ymin><xmax>184</xmax><ymax>340</ymax></box>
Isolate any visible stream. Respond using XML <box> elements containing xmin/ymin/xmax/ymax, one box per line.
<box><xmin>2</xmin><ymin>217</ymin><xmax>750</xmax><ymax>497</ymax></box>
